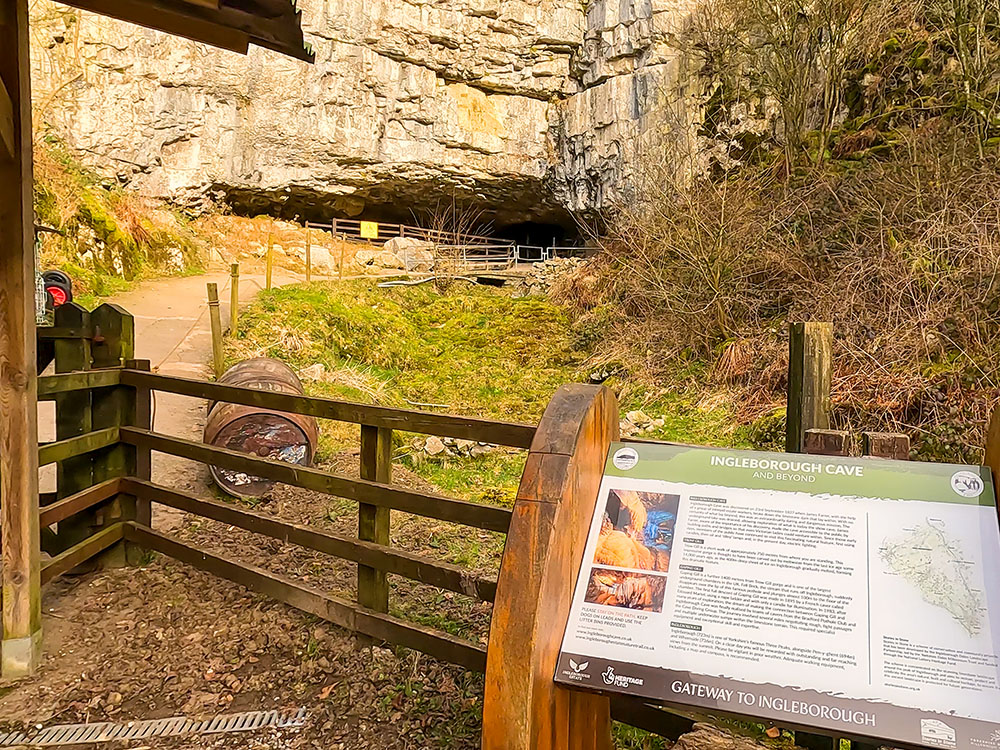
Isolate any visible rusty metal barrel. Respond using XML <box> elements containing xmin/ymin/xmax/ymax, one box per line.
<box><xmin>204</xmin><ymin>358</ymin><xmax>319</xmax><ymax>498</ymax></box>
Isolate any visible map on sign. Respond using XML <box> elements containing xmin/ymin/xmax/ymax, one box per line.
<box><xmin>880</xmin><ymin>521</ymin><xmax>984</xmax><ymax>637</ymax></box>
<box><xmin>555</xmin><ymin>443</ymin><xmax>1000</xmax><ymax>750</ymax></box>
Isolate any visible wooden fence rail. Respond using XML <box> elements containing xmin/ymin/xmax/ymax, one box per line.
<box><xmin>29</xmin><ymin>316</ymin><xmax>925</xmax><ymax>745</ymax></box>
<box><xmin>119</xmin><ymin>427</ymin><xmax>513</xmax><ymax>532</ymax></box>
<box><xmin>124</xmin><ymin>479</ymin><xmax>498</xmax><ymax>602</ymax></box>
<box><xmin>306</xmin><ymin>218</ymin><xmax>511</xmax><ymax>249</ymax></box>
<box><xmin>120</xmin><ymin>369</ymin><xmax>536</xmax><ymax>448</ymax></box>
<box><xmin>123</xmin><ymin>522</ymin><xmax>489</xmax><ymax>671</ymax></box>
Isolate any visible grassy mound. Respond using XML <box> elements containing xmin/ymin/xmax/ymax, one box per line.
<box><xmin>227</xmin><ymin>281</ymin><xmax>749</xmax><ymax>507</ymax></box>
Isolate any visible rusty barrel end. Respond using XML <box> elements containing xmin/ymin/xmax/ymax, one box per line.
<box><xmin>204</xmin><ymin>358</ymin><xmax>319</xmax><ymax>498</ymax></box>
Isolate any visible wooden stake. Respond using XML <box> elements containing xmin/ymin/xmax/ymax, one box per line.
<box><xmin>985</xmin><ymin>405</ymin><xmax>1000</xmax><ymax>482</ymax></box>
<box><xmin>304</xmin><ymin>222</ymin><xmax>312</xmax><ymax>283</ymax></box>
<box><xmin>786</xmin><ymin>321</ymin><xmax>833</xmax><ymax>453</ymax></box>
<box><xmin>358</xmin><ymin>425</ymin><xmax>391</xmax><ymax>614</ymax></box>
<box><xmin>229</xmin><ymin>263</ymin><xmax>239</xmax><ymax>335</ymax></box>
<box><xmin>207</xmin><ymin>283</ymin><xmax>224</xmax><ymax>377</ymax></box>
<box><xmin>339</xmin><ymin>241</ymin><xmax>345</xmax><ymax>281</ymax></box>
<box><xmin>0</xmin><ymin>0</ymin><xmax>42</xmax><ymax>678</ymax></box>
<box><xmin>266</xmin><ymin>223</ymin><xmax>274</xmax><ymax>290</ymax></box>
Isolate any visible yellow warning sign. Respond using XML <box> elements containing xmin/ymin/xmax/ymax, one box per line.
<box><xmin>360</xmin><ymin>221</ymin><xmax>379</xmax><ymax>239</ymax></box>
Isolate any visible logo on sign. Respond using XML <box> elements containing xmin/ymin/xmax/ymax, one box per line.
<box><xmin>569</xmin><ymin>659</ymin><xmax>589</xmax><ymax>673</ymax></box>
<box><xmin>951</xmin><ymin>470</ymin><xmax>984</xmax><ymax>498</ymax></box>
<box><xmin>921</xmin><ymin>719</ymin><xmax>957</xmax><ymax>748</ymax></box>
<box><xmin>613</xmin><ymin>448</ymin><xmax>639</xmax><ymax>471</ymax></box>
<box><xmin>602</xmin><ymin>666</ymin><xmax>644</xmax><ymax>689</ymax></box>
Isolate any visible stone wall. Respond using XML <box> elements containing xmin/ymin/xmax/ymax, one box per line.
<box><xmin>29</xmin><ymin>0</ymin><xmax>698</xmax><ymax>227</ymax></box>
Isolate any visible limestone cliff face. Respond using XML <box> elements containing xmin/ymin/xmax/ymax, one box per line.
<box><xmin>29</xmin><ymin>0</ymin><xmax>694</xmax><ymax>228</ymax></box>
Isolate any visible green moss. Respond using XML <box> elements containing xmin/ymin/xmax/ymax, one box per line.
<box><xmin>33</xmin><ymin>138</ymin><xmax>203</xmax><ymax>303</ymax></box>
<box><xmin>231</xmin><ymin>281</ymin><xmax>583</xmax><ymax>423</ymax></box>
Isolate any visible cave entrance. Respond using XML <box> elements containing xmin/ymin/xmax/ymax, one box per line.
<box><xmin>494</xmin><ymin>222</ymin><xmax>579</xmax><ymax>249</ymax></box>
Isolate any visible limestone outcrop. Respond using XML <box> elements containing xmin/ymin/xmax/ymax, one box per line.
<box><xmin>29</xmin><ymin>0</ymin><xmax>696</xmax><ymax>227</ymax></box>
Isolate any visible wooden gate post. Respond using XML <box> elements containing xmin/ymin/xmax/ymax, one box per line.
<box><xmin>90</xmin><ymin>304</ymin><xmax>136</xmax><ymax>567</ymax></box>
<box><xmin>483</xmin><ymin>383</ymin><xmax>617</xmax><ymax>750</ymax></box>
<box><xmin>52</xmin><ymin>303</ymin><xmax>95</xmax><ymax>554</ymax></box>
<box><xmin>0</xmin><ymin>0</ymin><xmax>42</xmax><ymax>678</ymax></box>
<box><xmin>786</xmin><ymin>322</ymin><xmax>833</xmax><ymax>453</ymax></box>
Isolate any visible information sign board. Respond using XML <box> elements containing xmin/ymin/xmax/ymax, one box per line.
<box><xmin>360</xmin><ymin>221</ymin><xmax>379</xmax><ymax>239</ymax></box>
<box><xmin>555</xmin><ymin>442</ymin><xmax>1000</xmax><ymax>750</ymax></box>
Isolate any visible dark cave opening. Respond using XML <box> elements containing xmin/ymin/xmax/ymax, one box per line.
<box><xmin>493</xmin><ymin>222</ymin><xmax>582</xmax><ymax>248</ymax></box>
<box><xmin>217</xmin><ymin>186</ymin><xmax>584</xmax><ymax>244</ymax></box>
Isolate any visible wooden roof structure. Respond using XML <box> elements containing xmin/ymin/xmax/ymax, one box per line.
<box><xmin>59</xmin><ymin>0</ymin><xmax>314</xmax><ymax>62</ymax></box>
<box><xmin>0</xmin><ymin>0</ymin><xmax>311</xmax><ymax>678</ymax></box>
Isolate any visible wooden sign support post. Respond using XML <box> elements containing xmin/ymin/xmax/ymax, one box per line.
<box><xmin>786</xmin><ymin>322</ymin><xmax>833</xmax><ymax>453</ymax></box>
<box><xmin>483</xmin><ymin>383</ymin><xmax>617</xmax><ymax>750</ymax></box>
<box><xmin>0</xmin><ymin>0</ymin><xmax>41</xmax><ymax>679</ymax></box>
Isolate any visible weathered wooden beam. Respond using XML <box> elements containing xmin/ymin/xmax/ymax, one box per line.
<box><xmin>58</xmin><ymin>0</ymin><xmax>250</xmax><ymax>55</ymax></box>
<box><xmin>358</xmin><ymin>425</ymin><xmax>391</xmax><ymax>614</ymax></box>
<box><xmin>985</xmin><ymin>405</ymin><xmax>1000</xmax><ymax>485</ymax></box>
<box><xmin>0</xmin><ymin>76</ymin><xmax>13</xmax><ymax>162</ymax></box>
<box><xmin>40</xmin><ymin>523</ymin><xmax>124</xmax><ymax>586</ymax></box>
<box><xmin>38</xmin><ymin>427</ymin><xmax>120</xmax><ymax>467</ymax></box>
<box><xmin>126</xmin><ymin>360</ymin><xmax>153</xmax><ymax>528</ymax></box>
<box><xmin>36</xmin><ymin>326</ymin><xmax>92</xmax><ymax>340</ymax></box>
<box><xmin>120</xmin><ymin>369</ymin><xmax>537</xmax><ymax>448</ymax></box>
<box><xmin>38</xmin><ymin>368</ymin><xmax>120</xmax><ymax>399</ymax></box>
<box><xmin>0</xmin><ymin>0</ymin><xmax>41</xmax><ymax>678</ymax></box>
<box><xmin>861</xmin><ymin>432</ymin><xmax>910</xmax><ymax>460</ymax></box>
<box><xmin>89</xmin><ymin>305</ymin><xmax>137</xmax><ymax>566</ymax></box>
<box><xmin>51</xmin><ymin>303</ymin><xmax>97</xmax><ymax>556</ymax></box>
<box><xmin>803</xmin><ymin>428</ymin><xmax>852</xmax><ymax>457</ymax></box>
<box><xmin>39</xmin><ymin>477</ymin><xmax>121</xmax><ymax>528</ymax></box>
<box><xmin>484</xmin><ymin>383</ymin><xmax>616</xmax><ymax>750</ymax></box>
<box><xmin>120</xmin><ymin>427</ymin><xmax>513</xmax><ymax>532</ymax></box>
<box><xmin>786</xmin><ymin>322</ymin><xmax>833</xmax><ymax>453</ymax></box>
<box><xmin>123</xmin><ymin>478</ymin><xmax>497</xmax><ymax>601</ymax></box>
<box><xmin>124</xmin><ymin>523</ymin><xmax>487</xmax><ymax>671</ymax></box>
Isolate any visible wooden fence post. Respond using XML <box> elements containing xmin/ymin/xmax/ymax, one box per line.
<box><xmin>230</xmin><ymin>263</ymin><xmax>239</xmax><ymax>336</ymax></box>
<box><xmin>798</xmin><ymin>427</ymin><xmax>850</xmax><ymax>750</ymax></box>
<box><xmin>266</xmin><ymin>223</ymin><xmax>274</xmax><ymax>290</ymax></box>
<box><xmin>207</xmin><ymin>283</ymin><xmax>224</xmax><ymax>377</ymax></box>
<box><xmin>483</xmin><ymin>383</ymin><xmax>616</xmax><ymax>750</ymax></box>
<box><xmin>90</xmin><ymin>304</ymin><xmax>136</xmax><ymax>567</ymax></box>
<box><xmin>125</xmin><ymin>358</ymin><xmax>153</xmax><ymax>530</ymax></box>
<box><xmin>51</xmin><ymin>303</ymin><xmax>95</xmax><ymax>554</ymax></box>
<box><xmin>0</xmin><ymin>0</ymin><xmax>42</xmax><ymax>677</ymax></box>
<box><xmin>304</xmin><ymin>222</ymin><xmax>312</xmax><ymax>283</ymax></box>
<box><xmin>358</xmin><ymin>425</ymin><xmax>391</xmax><ymax>614</ymax></box>
<box><xmin>786</xmin><ymin>322</ymin><xmax>833</xmax><ymax>453</ymax></box>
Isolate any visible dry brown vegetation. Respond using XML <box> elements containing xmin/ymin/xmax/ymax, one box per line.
<box><xmin>560</xmin><ymin>0</ymin><xmax>1000</xmax><ymax>462</ymax></box>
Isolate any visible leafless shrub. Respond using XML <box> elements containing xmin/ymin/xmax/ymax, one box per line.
<box><xmin>592</xmin><ymin>128</ymin><xmax>1000</xmax><ymax>460</ymax></box>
